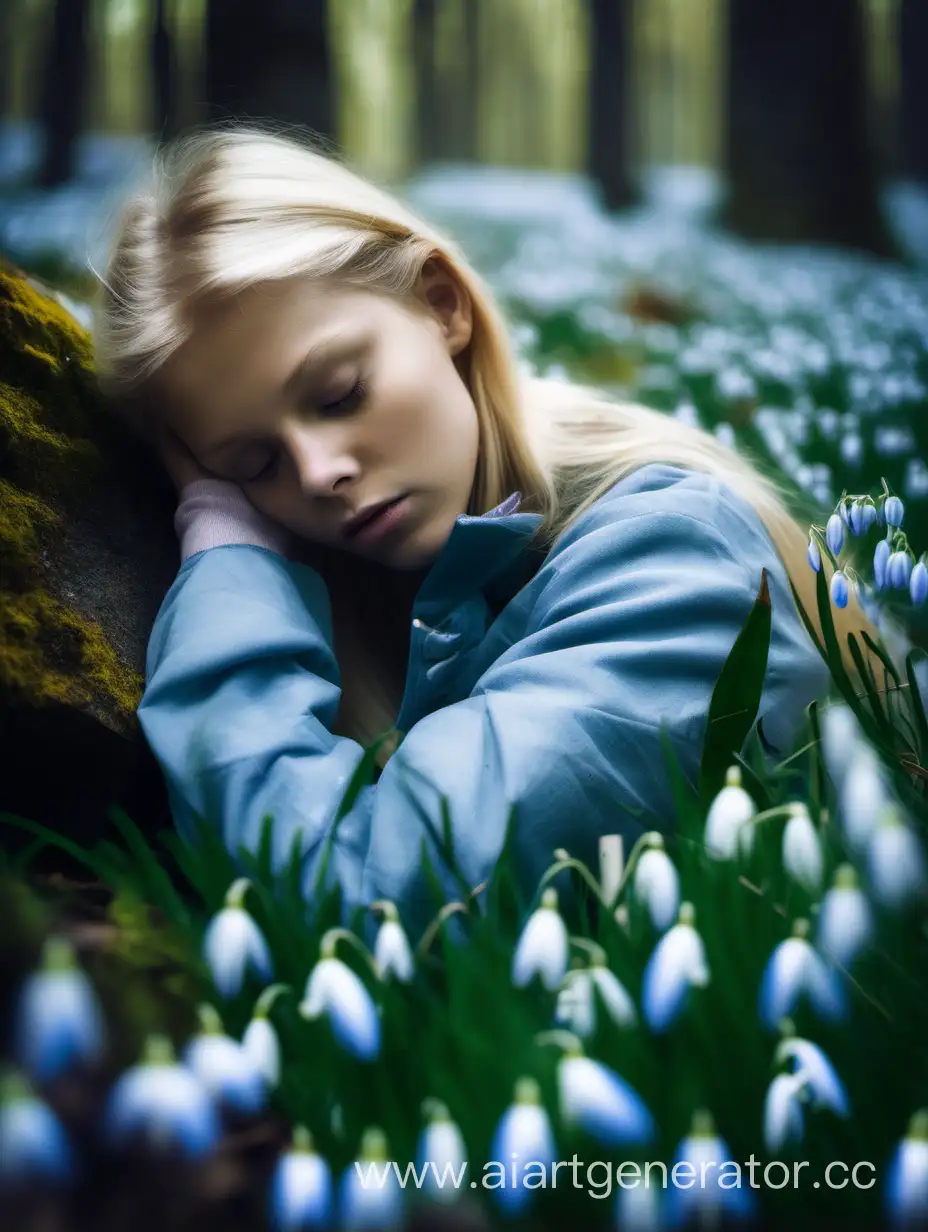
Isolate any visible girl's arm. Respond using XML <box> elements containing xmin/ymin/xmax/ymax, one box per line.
<box><xmin>138</xmin><ymin>472</ymin><xmax>827</xmax><ymax>937</ymax></box>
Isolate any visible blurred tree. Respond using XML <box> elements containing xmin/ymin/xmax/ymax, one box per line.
<box><xmin>413</xmin><ymin>0</ymin><xmax>441</xmax><ymax>164</ymax></box>
<box><xmin>36</xmin><ymin>0</ymin><xmax>90</xmax><ymax>188</ymax></box>
<box><xmin>587</xmin><ymin>0</ymin><xmax>636</xmax><ymax>210</ymax></box>
<box><xmin>899</xmin><ymin>0</ymin><xmax>928</xmax><ymax>185</ymax></box>
<box><xmin>723</xmin><ymin>0</ymin><xmax>895</xmax><ymax>257</ymax></box>
<box><xmin>204</xmin><ymin>0</ymin><xmax>335</xmax><ymax>144</ymax></box>
<box><xmin>151</xmin><ymin>0</ymin><xmax>178</xmax><ymax>143</ymax></box>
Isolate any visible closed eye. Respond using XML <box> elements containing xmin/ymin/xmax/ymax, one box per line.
<box><xmin>243</xmin><ymin>379</ymin><xmax>368</xmax><ymax>484</ymax></box>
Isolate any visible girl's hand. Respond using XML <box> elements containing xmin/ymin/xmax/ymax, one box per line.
<box><xmin>156</xmin><ymin>423</ymin><xmax>217</xmax><ymax>494</ymax></box>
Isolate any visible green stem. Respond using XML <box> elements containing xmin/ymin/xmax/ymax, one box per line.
<box><xmin>320</xmin><ymin>928</ymin><xmax>378</xmax><ymax>979</ymax></box>
<box><xmin>253</xmin><ymin>983</ymin><xmax>291</xmax><ymax>1018</ymax></box>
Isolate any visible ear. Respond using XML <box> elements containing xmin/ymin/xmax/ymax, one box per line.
<box><xmin>416</xmin><ymin>256</ymin><xmax>473</xmax><ymax>357</ymax></box>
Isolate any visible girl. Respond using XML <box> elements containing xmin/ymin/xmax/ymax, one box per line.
<box><xmin>92</xmin><ymin>124</ymin><xmax>871</xmax><ymax>935</ymax></box>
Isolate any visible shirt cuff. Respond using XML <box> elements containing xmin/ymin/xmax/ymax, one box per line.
<box><xmin>174</xmin><ymin>478</ymin><xmax>293</xmax><ymax>562</ymax></box>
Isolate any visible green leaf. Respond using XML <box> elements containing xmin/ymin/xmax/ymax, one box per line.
<box><xmin>905</xmin><ymin>649</ymin><xmax>928</xmax><ymax>754</ymax></box>
<box><xmin>106</xmin><ymin>806</ymin><xmax>193</xmax><ymax>932</ymax></box>
<box><xmin>0</xmin><ymin>812</ymin><xmax>126</xmax><ymax>886</ymax></box>
<box><xmin>698</xmin><ymin>568</ymin><xmax>773</xmax><ymax>809</ymax></box>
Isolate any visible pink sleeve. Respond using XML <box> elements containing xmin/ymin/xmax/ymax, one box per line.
<box><xmin>173</xmin><ymin>478</ymin><xmax>293</xmax><ymax>562</ymax></box>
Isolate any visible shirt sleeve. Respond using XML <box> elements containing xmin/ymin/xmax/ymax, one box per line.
<box><xmin>137</xmin><ymin>489</ymin><xmax>805</xmax><ymax>937</ymax></box>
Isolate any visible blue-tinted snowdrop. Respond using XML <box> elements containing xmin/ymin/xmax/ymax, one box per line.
<box><xmin>339</xmin><ymin>1126</ymin><xmax>404</xmax><ymax>1230</ymax></box>
<box><xmin>614</xmin><ymin>1173</ymin><xmax>665</xmax><ymax>1232</ymax></box>
<box><xmin>242</xmin><ymin>984</ymin><xmax>287</xmax><ymax>1088</ymax></box>
<box><xmin>911</xmin><ymin>559</ymin><xmax>928</xmax><ymax>607</ymax></box>
<box><xmin>511</xmin><ymin>887</ymin><xmax>569</xmax><ymax>990</ymax></box>
<box><xmin>553</xmin><ymin>1039</ymin><xmax>655</xmax><ymax>1147</ymax></box>
<box><xmin>874</xmin><ymin>537</ymin><xmax>892</xmax><ymax>590</ymax></box>
<box><xmin>299</xmin><ymin>935</ymin><xmax>381</xmax><ymax>1062</ymax></box>
<box><xmin>885</xmin><ymin>1110</ymin><xmax>928</xmax><ymax>1228</ymax></box>
<box><xmin>415</xmin><ymin>1100</ymin><xmax>468</xmax><ymax>1205</ymax></box>
<box><xmin>703</xmin><ymin>766</ymin><xmax>756</xmax><ymax>860</ymax></box>
<box><xmin>774</xmin><ymin>1026</ymin><xmax>850</xmax><ymax>1119</ymax></box>
<box><xmin>838</xmin><ymin>745</ymin><xmax>894</xmax><ymax>852</ymax></box>
<box><xmin>642</xmin><ymin>902</ymin><xmax>710</xmax><ymax>1033</ymax></box>
<box><xmin>763</xmin><ymin>1070</ymin><xmax>808</xmax><ymax>1153</ymax></box>
<box><xmin>182</xmin><ymin>1003</ymin><xmax>267</xmax><ymax>1116</ymax></box>
<box><xmin>202</xmin><ymin>878</ymin><xmax>273</xmax><ymax>1000</ymax></box>
<box><xmin>371</xmin><ymin>902</ymin><xmax>414</xmax><ymax>984</ymax></box>
<box><xmin>867</xmin><ymin>806</ymin><xmax>927</xmax><ymax>909</ymax></box>
<box><xmin>555</xmin><ymin>947</ymin><xmax>637</xmax><ymax>1039</ymax></box>
<box><xmin>884</xmin><ymin>495</ymin><xmax>905</xmax><ymax>528</ymax></box>
<box><xmin>826</xmin><ymin>513</ymin><xmax>845</xmax><ymax>556</ymax></box>
<box><xmin>758</xmin><ymin>919</ymin><xmax>847</xmax><ymax>1031</ymax></box>
<box><xmin>268</xmin><ymin>1125</ymin><xmax>333</xmax><ymax>1231</ymax></box>
<box><xmin>0</xmin><ymin>1071</ymin><xmax>74</xmax><ymax>1184</ymax></box>
<box><xmin>781</xmin><ymin>802</ymin><xmax>823</xmax><ymax>892</ymax></box>
<box><xmin>831</xmin><ymin>570</ymin><xmax>850</xmax><ymax>607</ymax></box>
<box><xmin>487</xmin><ymin>1077</ymin><xmax>556</xmax><ymax>1216</ymax></box>
<box><xmin>104</xmin><ymin>1034</ymin><xmax>221</xmax><ymax>1158</ymax></box>
<box><xmin>815</xmin><ymin>864</ymin><xmax>874</xmax><ymax>970</ymax></box>
<box><xmin>807</xmin><ymin>535</ymin><xmax>822</xmax><ymax>572</ymax></box>
<box><xmin>889</xmin><ymin>551</ymin><xmax>913</xmax><ymax>591</ymax></box>
<box><xmin>665</xmin><ymin>1110</ymin><xmax>756</xmax><ymax>1228</ymax></box>
<box><xmin>632</xmin><ymin>833</ymin><xmax>680</xmax><ymax>931</ymax></box>
<box><xmin>818</xmin><ymin>702</ymin><xmax>864</xmax><ymax>784</ymax></box>
<box><xmin>14</xmin><ymin>936</ymin><xmax>106</xmax><ymax>1084</ymax></box>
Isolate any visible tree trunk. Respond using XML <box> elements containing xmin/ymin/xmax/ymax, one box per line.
<box><xmin>587</xmin><ymin>0</ymin><xmax>636</xmax><ymax>211</ymax></box>
<box><xmin>412</xmin><ymin>0</ymin><xmax>441</xmax><ymax>166</ymax></box>
<box><xmin>151</xmin><ymin>0</ymin><xmax>178</xmax><ymax>142</ymax></box>
<box><xmin>723</xmin><ymin>0</ymin><xmax>895</xmax><ymax>257</ymax></box>
<box><xmin>204</xmin><ymin>0</ymin><xmax>335</xmax><ymax>146</ymax></box>
<box><xmin>898</xmin><ymin>0</ymin><xmax>928</xmax><ymax>184</ymax></box>
<box><xmin>36</xmin><ymin>0</ymin><xmax>90</xmax><ymax>189</ymax></box>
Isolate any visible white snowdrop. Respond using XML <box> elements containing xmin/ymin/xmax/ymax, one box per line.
<box><xmin>511</xmin><ymin>888</ymin><xmax>569</xmax><ymax>990</ymax></box>
<box><xmin>632</xmin><ymin>833</ymin><xmax>680</xmax><ymax>931</ymax></box>
<box><xmin>704</xmin><ymin>766</ymin><xmax>756</xmax><ymax>860</ymax></box>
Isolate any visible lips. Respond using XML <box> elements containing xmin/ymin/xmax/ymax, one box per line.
<box><xmin>344</xmin><ymin>496</ymin><xmax>403</xmax><ymax>538</ymax></box>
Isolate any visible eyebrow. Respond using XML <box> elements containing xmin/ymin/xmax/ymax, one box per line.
<box><xmin>203</xmin><ymin>332</ymin><xmax>353</xmax><ymax>458</ymax></box>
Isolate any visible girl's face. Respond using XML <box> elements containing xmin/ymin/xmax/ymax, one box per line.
<box><xmin>158</xmin><ymin>259</ymin><xmax>480</xmax><ymax>572</ymax></box>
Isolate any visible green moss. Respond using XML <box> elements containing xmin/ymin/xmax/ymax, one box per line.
<box><xmin>0</xmin><ymin>261</ymin><xmax>144</xmax><ymax>723</ymax></box>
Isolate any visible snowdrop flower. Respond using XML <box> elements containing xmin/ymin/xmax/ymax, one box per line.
<box><xmin>826</xmin><ymin>513</ymin><xmax>845</xmax><ymax>556</ymax></box>
<box><xmin>758</xmin><ymin>919</ymin><xmax>848</xmax><ymax>1031</ymax></box>
<box><xmin>487</xmin><ymin>1077</ymin><xmax>556</xmax><ymax>1216</ymax></box>
<box><xmin>874</xmin><ymin>538</ymin><xmax>892</xmax><ymax>591</ymax></box>
<box><xmin>633</xmin><ymin>833</ymin><xmax>680</xmax><ymax>931</ymax></box>
<box><xmin>556</xmin><ymin>1042</ymin><xmax>655</xmax><ymax>1147</ymax></box>
<box><xmin>816</xmin><ymin>864</ymin><xmax>874</xmax><ymax>969</ymax></box>
<box><xmin>807</xmin><ymin>535</ymin><xmax>821</xmax><ymax>572</ymax></box>
<box><xmin>416</xmin><ymin>1099</ymin><xmax>468</xmax><ymax>1204</ymax></box>
<box><xmin>838</xmin><ymin>746</ymin><xmax>893</xmax><ymax>852</ymax></box>
<box><xmin>372</xmin><ymin>903</ymin><xmax>414</xmax><ymax>984</ymax></box>
<box><xmin>818</xmin><ymin>703</ymin><xmax>864</xmax><ymax>784</ymax></box>
<box><xmin>555</xmin><ymin>948</ymin><xmax>636</xmax><ymax>1039</ymax></box>
<box><xmin>884</xmin><ymin>495</ymin><xmax>905</xmax><ymax>528</ymax></box>
<box><xmin>300</xmin><ymin>938</ymin><xmax>381</xmax><ymax>1062</ymax></box>
<box><xmin>202</xmin><ymin>878</ymin><xmax>273</xmax><ymax>1000</ymax></box>
<box><xmin>0</xmin><ymin>1071</ymin><xmax>74</xmax><ymax>1183</ymax></box>
<box><xmin>183</xmin><ymin>1003</ymin><xmax>267</xmax><ymax>1116</ymax></box>
<box><xmin>511</xmin><ymin>887</ymin><xmax>569</xmax><ymax>990</ymax></box>
<box><xmin>14</xmin><ymin>936</ymin><xmax>106</xmax><ymax>1083</ymax></box>
<box><xmin>614</xmin><ymin>1176</ymin><xmax>664</xmax><ymax>1232</ymax></box>
<box><xmin>665</xmin><ymin>1110</ymin><xmax>756</xmax><ymax>1228</ymax></box>
<box><xmin>104</xmin><ymin>1034</ymin><xmax>220</xmax><ymax>1158</ymax></box>
<box><xmin>269</xmin><ymin>1125</ymin><xmax>333</xmax><ymax>1231</ymax></box>
<box><xmin>885</xmin><ymin>1109</ymin><xmax>928</xmax><ymax>1228</ymax></box>
<box><xmin>889</xmin><ymin>551</ymin><xmax>913</xmax><ymax>591</ymax></box>
<box><xmin>703</xmin><ymin>766</ymin><xmax>756</xmax><ymax>860</ymax></box>
<box><xmin>774</xmin><ymin>1026</ymin><xmax>850</xmax><ymax>1117</ymax></box>
<box><xmin>831</xmin><ymin>570</ymin><xmax>850</xmax><ymax>607</ymax></box>
<box><xmin>867</xmin><ymin>806</ymin><xmax>927</xmax><ymax>909</ymax></box>
<box><xmin>763</xmin><ymin>1070</ymin><xmax>808</xmax><ymax>1153</ymax></box>
<box><xmin>242</xmin><ymin>984</ymin><xmax>287</xmax><ymax>1088</ymax></box>
<box><xmin>339</xmin><ymin>1126</ymin><xmax>403</xmax><ymax>1230</ymax></box>
<box><xmin>911</xmin><ymin>559</ymin><xmax>928</xmax><ymax>607</ymax></box>
<box><xmin>642</xmin><ymin>902</ymin><xmax>710</xmax><ymax>1033</ymax></box>
<box><xmin>781</xmin><ymin>802</ymin><xmax>823</xmax><ymax>892</ymax></box>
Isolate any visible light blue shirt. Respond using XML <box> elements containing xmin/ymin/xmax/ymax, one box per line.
<box><xmin>138</xmin><ymin>463</ymin><xmax>830</xmax><ymax>935</ymax></box>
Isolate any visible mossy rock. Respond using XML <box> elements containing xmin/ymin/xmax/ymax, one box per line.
<box><xmin>0</xmin><ymin>260</ymin><xmax>179</xmax><ymax>846</ymax></box>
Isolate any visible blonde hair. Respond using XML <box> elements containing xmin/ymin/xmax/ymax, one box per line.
<box><xmin>92</xmin><ymin>123</ymin><xmax>881</xmax><ymax>771</ymax></box>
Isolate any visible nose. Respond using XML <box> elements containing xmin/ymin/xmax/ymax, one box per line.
<box><xmin>284</xmin><ymin>422</ymin><xmax>360</xmax><ymax>496</ymax></box>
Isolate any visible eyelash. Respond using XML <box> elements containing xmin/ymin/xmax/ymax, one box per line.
<box><xmin>244</xmin><ymin>379</ymin><xmax>368</xmax><ymax>484</ymax></box>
